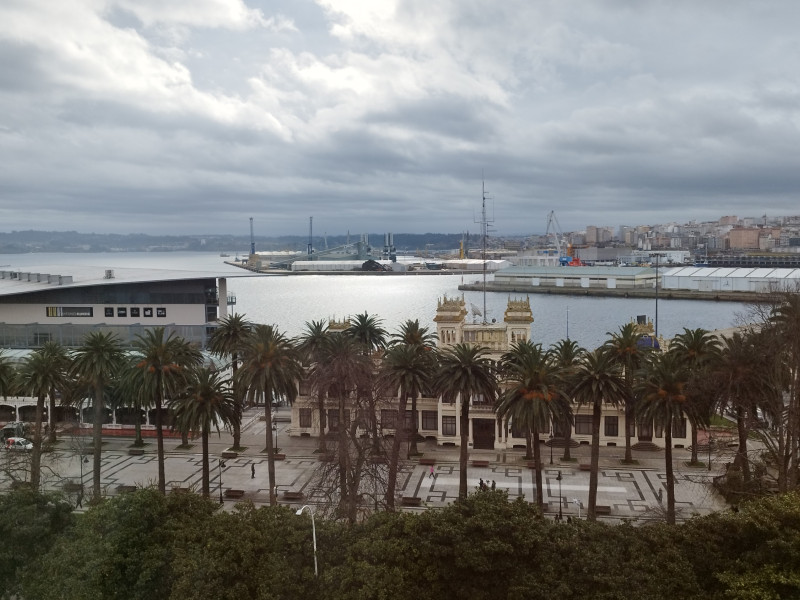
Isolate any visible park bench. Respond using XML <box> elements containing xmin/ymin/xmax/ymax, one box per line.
<box><xmin>128</xmin><ymin>448</ymin><xmax>145</xmax><ymax>456</ymax></box>
<box><xmin>418</xmin><ymin>457</ymin><xmax>436</xmax><ymax>466</ymax></box>
<box><xmin>595</xmin><ymin>505</ymin><xmax>612</xmax><ymax>515</ymax></box>
<box><xmin>579</xmin><ymin>464</ymin><xmax>592</xmax><ymax>471</ymax></box>
<box><xmin>471</xmin><ymin>459</ymin><xmax>490</xmax><ymax>468</ymax></box>
<box><xmin>401</xmin><ymin>496</ymin><xmax>422</xmax><ymax>507</ymax></box>
<box><xmin>224</xmin><ymin>489</ymin><xmax>245</xmax><ymax>499</ymax></box>
<box><xmin>526</xmin><ymin>461</ymin><xmax>538</xmax><ymax>470</ymax></box>
<box><xmin>282</xmin><ymin>490</ymin><xmax>304</xmax><ymax>501</ymax></box>
<box><xmin>221</xmin><ymin>451</ymin><xmax>238</xmax><ymax>459</ymax></box>
<box><xmin>273</xmin><ymin>453</ymin><xmax>286</xmax><ymax>460</ymax></box>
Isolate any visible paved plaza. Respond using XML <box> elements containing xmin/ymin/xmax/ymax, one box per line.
<box><xmin>9</xmin><ymin>407</ymin><xmax>730</xmax><ymax>523</ymax></box>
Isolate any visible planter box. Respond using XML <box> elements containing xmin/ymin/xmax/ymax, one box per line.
<box><xmin>128</xmin><ymin>448</ymin><xmax>145</xmax><ymax>456</ymax></box>
<box><xmin>282</xmin><ymin>490</ymin><xmax>304</xmax><ymax>500</ymax></box>
<box><xmin>418</xmin><ymin>457</ymin><xmax>436</xmax><ymax>466</ymax></box>
<box><xmin>401</xmin><ymin>496</ymin><xmax>422</xmax><ymax>507</ymax></box>
<box><xmin>471</xmin><ymin>460</ymin><xmax>490</xmax><ymax>468</ymax></box>
<box><xmin>224</xmin><ymin>489</ymin><xmax>245</xmax><ymax>499</ymax></box>
<box><xmin>221</xmin><ymin>451</ymin><xmax>238</xmax><ymax>459</ymax></box>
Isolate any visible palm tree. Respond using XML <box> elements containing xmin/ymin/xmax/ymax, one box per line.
<box><xmin>548</xmin><ymin>339</ymin><xmax>585</xmax><ymax>461</ymax></box>
<box><xmin>345</xmin><ymin>312</ymin><xmax>387</xmax><ymax>355</ymax></box>
<box><xmin>297</xmin><ymin>320</ymin><xmax>331</xmax><ymax>452</ymax></box>
<box><xmin>636</xmin><ymin>350</ymin><xmax>691</xmax><ymax>525</ymax></box>
<box><xmin>208</xmin><ymin>313</ymin><xmax>252</xmax><ymax>450</ymax></box>
<box><xmin>382</xmin><ymin>342</ymin><xmax>437</xmax><ymax>509</ymax></box>
<box><xmin>71</xmin><ymin>331</ymin><xmax>125</xmax><ymax>499</ymax></box>
<box><xmin>237</xmin><ymin>324</ymin><xmax>302</xmax><ymax>506</ymax></box>
<box><xmin>433</xmin><ymin>343</ymin><xmax>498</xmax><ymax>499</ymax></box>
<box><xmin>131</xmin><ymin>328</ymin><xmax>202</xmax><ymax>494</ymax></box>
<box><xmin>307</xmin><ymin>332</ymin><xmax>372</xmax><ymax>522</ymax></box>
<box><xmin>0</xmin><ymin>352</ymin><xmax>13</xmax><ymax>399</ymax></box>
<box><xmin>16</xmin><ymin>345</ymin><xmax>68</xmax><ymax>488</ymax></box>
<box><xmin>603</xmin><ymin>322</ymin><xmax>652</xmax><ymax>463</ymax></box>
<box><xmin>571</xmin><ymin>349</ymin><xmax>625</xmax><ymax>521</ymax></box>
<box><xmin>670</xmin><ymin>328</ymin><xmax>721</xmax><ymax>465</ymax></box>
<box><xmin>390</xmin><ymin>319</ymin><xmax>437</xmax><ymax>455</ymax></box>
<box><xmin>497</xmin><ymin>341</ymin><xmax>571</xmax><ymax>509</ymax></box>
<box><xmin>172</xmin><ymin>367</ymin><xmax>237</xmax><ymax>498</ymax></box>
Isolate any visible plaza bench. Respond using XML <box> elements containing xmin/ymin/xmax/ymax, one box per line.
<box><xmin>526</xmin><ymin>461</ymin><xmax>539</xmax><ymax>470</ymax></box>
<box><xmin>401</xmin><ymin>496</ymin><xmax>422</xmax><ymax>507</ymax></box>
<box><xmin>418</xmin><ymin>457</ymin><xmax>436</xmax><ymax>466</ymax></box>
<box><xmin>282</xmin><ymin>490</ymin><xmax>304</xmax><ymax>501</ymax></box>
<box><xmin>595</xmin><ymin>505</ymin><xmax>612</xmax><ymax>515</ymax></box>
<box><xmin>579</xmin><ymin>463</ymin><xmax>592</xmax><ymax>471</ymax></box>
<box><xmin>221</xmin><ymin>451</ymin><xmax>238</xmax><ymax>459</ymax></box>
<box><xmin>224</xmin><ymin>489</ymin><xmax>245</xmax><ymax>499</ymax></box>
<box><xmin>128</xmin><ymin>448</ymin><xmax>145</xmax><ymax>456</ymax></box>
<box><xmin>471</xmin><ymin>459</ymin><xmax>490</xmax><ymax>468</ymax></box>
<box><xmin>273</xmin><ymin>453</ymin><xmax>286</xmax><ymax>460</ymax></box>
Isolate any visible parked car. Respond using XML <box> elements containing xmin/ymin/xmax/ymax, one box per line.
<box><xmin>5</xmin><ymin>437</ymin><xmax>33</xmax><ymax>451</ymax></box>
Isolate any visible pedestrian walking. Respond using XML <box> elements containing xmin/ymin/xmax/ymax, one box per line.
<box><xmin>429</xmin><ymin>465</ymin><xmax>434</xmax><ymax>478</ymax></box>
<box><xmin>251</xmin><ymin>463</ymin><xmax>255</xmax><ymax>479</ymax></box>
<box><xmin>491</xmin><ymin>480</ymin><xmax>496</xmax><ymax>491</ymax></box>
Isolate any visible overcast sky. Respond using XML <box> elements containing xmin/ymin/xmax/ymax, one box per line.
<box><xmin>2</xmin><ymin>1</ymin><xmax>799</xmax><ymax>237</ymax></box>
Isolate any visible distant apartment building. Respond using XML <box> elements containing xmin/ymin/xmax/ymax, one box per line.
<box><xmin>728</xmin><ymin>227</ymin><xmax>761</xmax><ymax>250</ymax></box>
<box><xmin>719</xmin><ymin>215</ymin><xmax>739</xmax><ymax>226</ymax></box>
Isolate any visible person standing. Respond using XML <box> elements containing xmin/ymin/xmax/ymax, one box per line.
<box><xmin>429</xmin><ymin>465</ymin><xmax>435</xmax><ymax>478</ymax></box>
<box><xmin>251</xmin><ymin>463</ymin><xmax>256</xmax><ymax>479</ymax></box>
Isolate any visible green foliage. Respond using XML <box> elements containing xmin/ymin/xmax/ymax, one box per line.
<box><xmin>0</xmin><ymin>489</ymin><xmax>74</xmax><ymax>598</ymax></box>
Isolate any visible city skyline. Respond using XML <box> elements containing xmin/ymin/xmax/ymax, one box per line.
<box><xmin>2</xmin><ymin>2</ymin><xmax>800</xmax><ymax>236</ymax></box>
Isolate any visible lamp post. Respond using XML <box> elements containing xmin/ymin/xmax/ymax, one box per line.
<box><xmin>218</xmin><ymin>459</ymin><xmax>226</xmax><ymax>504</ymax></box>
<box><xmin>272</xmin><ymin>419</ymin><xmax>278</xmax><ymax>452</ymax></box>
<box><xmin>549</xmin><ymin>432</ymin><xmax>554</xmax><ymax>465</ymax></box>
<box><xmin>556</xmin><ymin>470</ymin><xmax>563</xmax><ymax>520</ymax></box>
<box><xmin>708</xmin><ymin>436</ymin><xmax>714</xmax><ymax>472</ymax></box>
<box><xmin>296</xmin><ymin>505</ymin><xmax>318</xmax><ymax>577</ymax></box>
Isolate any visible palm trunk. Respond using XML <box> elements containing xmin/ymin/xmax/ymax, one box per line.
<box><xmin>665</xmin><ymin>428</ymin><xmax>675</xmax><ymax>525</ymax></box>
<box><xmin>231</xmin><ymin>359</ymin><xmax>242</xmax><ymax>450</ymax></box>
<box><xmin>385</xmin><ymin>392</ymin><xmax>409</xmax><ymax>510</ymax></box>
<box><xmin>690</xmin><ymin>423</ymin><xmax>699</xmax><ymax>464</ymax></box>
<box><xmin>624</xmin><ymin>401</ymin><xmax>634</xmax><ymax>462</ymax></box>
<box><xmin>587</xmin><ymin>400</ymin><xmax>602</xmax><ymax>521</ymax></box>
<box><xmin>409</xmin><ymin>394</ymin><xmax>419</xmax><ymax>456</ymax></box>
<box><xmin>734</xmin><ymin>406</ymin><xmax>750</xmax><ymax>482</ymax></box>
<box><xmin>265</xmin><ymin>398</ymin><xmax>276</xmax><ymax>506</ymax></box>
<box><xmin>561</xmin><ymin>416</ymin><xmax>573</xmax><ymax>461</ymax></box>
<box><xmin>133</xmin><ymin>410</ymin><xmax>144</xmax><ymax>447</ymax></box>
<box><xmin>92</xmin><ymin>384</ymin><xmax>103</xmax><ymax>499</ymax></box>
<box><xmin>201</xmin><ymin>427</ymin><xmax>210</xmax><ymax>497</ymax></box>
<box><xmin>155</xmin><ymin>384</ymin><xmax>166</xmax><ymax>494</ymax></box>
<box><xmin>458</xmin><ymin>397</ymin><xmax>470</xmax><ymax>499</ymax></box>
<box><xmin>30</xmin><ymin>393</ymin><xmax>45</xmax><ymax>489</ymax></box>
<box><xmin>524</xmin><ymin>429</ymin><xmax>533</xmax><ymax>460</ymax></box>
<box><xmin>48</xmin><ymin>389</ymin><xmax>57</xmax><ymax>444</ymax></box>
<box><xmin>532</xmin><ymin>425</ymin><xmax>543</xmax><ymax>508</ymax></box>
<box><xmin>338</xmin><ymin>396</ymin><xmax>349</xmax><ymax>516</ymax></box>
<box><xmin>317</xmin><ymin>394</ymin><xmax>327</xmax><ymax>453</ymax></box>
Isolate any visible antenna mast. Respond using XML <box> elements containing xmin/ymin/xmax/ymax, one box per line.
<box><xmin>474</xmin><ymin>180</ymin><xmax>494</xmax><ymax>324</ymax></box>
<box><xmin>249</xmin><ymin>217</ymin><xmax>255</xmax><ymax>256</ymax></box>
<box><xmin>308</xmin><ymin>217</ymin><xmax>313</xmax><ymax>258</ymax></box>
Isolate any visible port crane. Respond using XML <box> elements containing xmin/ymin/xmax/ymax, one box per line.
<box><xmin>545</xmin><ymin>211</ymin><xmax>582</xmax><ymax>266</ymax></box>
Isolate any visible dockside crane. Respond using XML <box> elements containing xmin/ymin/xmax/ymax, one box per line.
<box><xmin>545</xmin><ymin>211</ymin><xmax>582</xmax><ymax>266</ymax></box>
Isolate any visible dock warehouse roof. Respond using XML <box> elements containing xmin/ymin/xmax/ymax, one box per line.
<box><xmin>662</xmin><ymin>266</ymin><xmax>800</xmax><ymax>293</ymax></box>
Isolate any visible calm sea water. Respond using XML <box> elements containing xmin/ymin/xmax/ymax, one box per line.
<box><xmin>1</xmin><ymin>252</ymin><xmax>751</xmax><ymax>351</ymax></box>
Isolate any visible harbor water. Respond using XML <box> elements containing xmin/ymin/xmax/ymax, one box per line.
<box><xmin>1</xmin><ymin>252</ymin><xmax>752</xmax><ymax>351</ymax></box>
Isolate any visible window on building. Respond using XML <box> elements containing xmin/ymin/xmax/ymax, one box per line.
<box><xmin>442</xmin><ymin>416</ymin><xmax>456</xmax><ymax>436</ymax></box>
<box><xmin>33</xmin><ymin>332</ymin><xmax>51</xmax><ymax>345</ymax></box>
<box><xmin>130</xmin><ymin>307</ymin><xmax>140</xmax><ymax>317</ymax></box>
<box><xmin>421</xmin><ymin>410</ymin><xmax>437</xmax><ymax>431</ymax></box>
<box><xmin>380</xmin><ymin>409</ymin><xmax>396</xmax><ymax>430</ymax></box>
<box><xmin>157</xmin><ymin>308</ymin><xmax>166</xmax><ymax>317</ymax></box>
<box><xmin>654</xmin><ymin>422</ymin><xmax>664</xmax><ymax>438</ymax></box>
<box><xmin>510</xmin><ymin>419</ymin><xmax>526</xmax><ymax>438</ymax></box>
<box><xmin>575</xmin><ymin>415</ymin><xmax>592</xmax><ymax>435</ymax></box>
<box><xmin>117</xmin><ymin>307</ymin><xmax>127</xmax><ymax>317</ymax></box>
<box><xmin>404</xmin><ymin>410</ymin><xmax>414</xmax><ymax>431</ymax></box>
<box><xmin>105</xmin><ymin>307</ymin><xmax>114</xmax><ymax>318</ymax></box>
<box><xmin>299</xmin><ymin>408</ymin><xmax>312</xmax><ymax>428</ymax></box>
<box><xmin>605</xmin><ymin>416</ymin><xmax>619</xmax><ymax>437</ymax></box>
<box><xmin>327</xmin><ymin>409</ymin><xmax>349</xmax><ymax>432</ymax></box>
<box><xmin>144</xmin><ymin>308</ymin><xmax>153</xmax><ymax>317</ymax></box>
<box><xmin>672</xmin><ymin>418</ymin><xmax>687</xmax><ymax>439</ymax></box>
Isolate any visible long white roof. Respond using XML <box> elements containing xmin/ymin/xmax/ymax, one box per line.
<box><xmin>0</xmin><ymin>263</ymin><xmax>260</xmax><ymax>298</ymax></box>
<box><xmin>665</xmin><ymin>266</ymin><xmax>800</xmax><ymax>279</ymax></box>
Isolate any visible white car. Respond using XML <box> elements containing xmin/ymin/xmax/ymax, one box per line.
<box><xmin>4</xmin><ymin>437</ymin><xmax>33</xmax><ymax>451</ymax></box>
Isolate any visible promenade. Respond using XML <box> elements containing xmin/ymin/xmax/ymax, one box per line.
<box><xmin>21</xmin><ymin>407</ymin><xmax>731</xmax><ymax>523</ymax></box>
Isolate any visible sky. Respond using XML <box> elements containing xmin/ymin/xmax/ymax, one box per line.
<box><xmin>2</xmin><ymin>1</ymin><xmax>799</xmax><ymax>237</ymax></box>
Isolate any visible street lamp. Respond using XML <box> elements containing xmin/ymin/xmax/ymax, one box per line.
<box><xmin>708</xmin><ymin>436</ymin><xmax>714</xmax><ymax>472</ymax></box>
<box><xmin>295</xmin><ymin>505</ymin><xmax>318</xmax><ymax>577</ymax></box>
<box><xmin>549</xmin><ymin>432</ymin><xmax>554</xmax><ymax>465</ymax></box>
<box><xmin>556</xmin><ymin>470</ymin><xmax>563</xmax><ymax>520</ymax></box>
<box><xmin>218</xmin><ymin>459</ymin><xmax>226</xmax><ymax>504</ymax></box>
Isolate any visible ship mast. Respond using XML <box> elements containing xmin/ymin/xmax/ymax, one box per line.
<box><xmin>474</xmin><ymin>180</ymin><xmax>494</xmax><ymax>324</ymax></box>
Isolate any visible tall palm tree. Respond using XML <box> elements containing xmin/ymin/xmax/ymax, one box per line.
<box><xmin>497</xmin><ymin>341</ymin><xmax>571</xmax><ymax>508</ymax></box>
<box><xmin>433</xmin><ymin>343</ymin><xmax>498</xmax><ymax>499</ymax></box>
<box><xmin>571</xmin><ymin>349</ymin><xmax>625</xmax><ymax>521</ymax></box>
<box><xmin>603</xmin><ymin>323</ymin><xmax>652</xmax><ymax>463</ymax></box>
<box><xmin>636</xmin><ymin>350</ymin><xmax>690</xmax><ymax>525</ymax></box>
<box><xmin>16</xmin><ymin>345</ymin><xmax>68</xmax><ymax>488</ymax></box>
<box><xmin>237</xmin><ymin>324</ymin><xmax>302</xmax><ymax>506</ymax></box>
<box><xmin>131</xmin><ymin>328</ymin><xmax>202</xmax><ymax>494</ymax></box>
<box><xmin>345</xmin><ymin>312</ymin><xmax>387</xmax><ymax>355</ymax></box>
<box><xmin>172</xmin><ymin>367</ymin><xmax>237</xmax><ymax>498</ymax></box>
<box><xmin>548</xmin><ymin>339</ymin><xmax>585</xmax><ymax>461</ymax></box>
<box><xmin>42</xmin><ymin>342</ymin><xmax>71</xmax><ymax>445</ymax></box>
<box><xmin>0</xmin><ymin>352</ymin><xmax>14</xmax><ymax>399</ymax></box>
<box><xmin>307</xmin><ymin>332</ymin><xmax>372</xmax><ymax>522</ymax></box>
<box><xmin>297</xmin><ymin>320</ymin><xmax>330</xmax><ymax>452</ymax></box>
<box><xmin>390</xmin><ymin>319</ymin><xmax>437</xmax><ymax>455</ymax></box>
<box><xmin>71</xmin><ymin>331</ymin><xmax>125</xmax><ymax>499</ymax></box>
<box><xmin>670</xmin><ymin>328</ymin><xmax>721</xmax><ymax>465</ymax></box>
<box><xmin>208</xmin><ymin>313</ymin><xmax>252</xmax><ymax>450</ymax></box>
<box><xmin>382</xmin><ymin>342</ymin><xmax>437</xmax><ymax>510</ymax></box>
